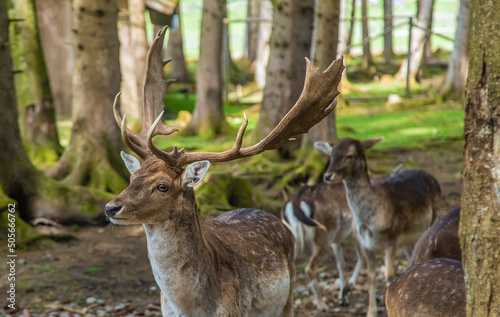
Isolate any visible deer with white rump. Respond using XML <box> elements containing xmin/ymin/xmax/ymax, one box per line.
<box><xmin>105</xmin><ymin>27</ymin><xmax>345</xmax><ymax>316</ymax></box>
<box><xmin>281</xmin><ymin>175</ymin><xmax>363</xmax><ymax>310</ymax></box>
<box><xmin>316</xmin><ymin>137</ymin><xmax>441</xmax><ymax>317</ymax></box>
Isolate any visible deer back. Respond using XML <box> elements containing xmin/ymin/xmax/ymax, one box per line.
<box><xmin>385</xmin><ymin>258</ymin><xmax>465</xmax><ymax>317</ymax></box>
<box><xmin>410</xmin><ymin>207</ymin><xmax>461</xmax><ymax>265</ymax></box>
<box><xmin>374</xmin><ymin>169</ymin><xmax>441</xmax><ymax>239</ymax></box>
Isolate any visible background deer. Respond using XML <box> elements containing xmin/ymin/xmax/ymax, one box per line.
<box><xmin>385</xmin><ymin>258</ymin><xmax>465</xmax><ymax>317</ymax></box>
<box><xmin>319</xmin><ymin>137</ymin><xmax>441</xmax><ymax>317</ymax></box>
<box><xmin>105</xmin><ymin>27</ymin><xmax>345</xmax><ymax>316</ymax></box>
<box><xmin>411</xmin><ymin>207</ymin><xmax>461</xmax><ymax>265</ymax></box>
<box><xmin>281</xmin><ymin>180</ymin><xmax>363</xmax><ymax>310</ymax></box>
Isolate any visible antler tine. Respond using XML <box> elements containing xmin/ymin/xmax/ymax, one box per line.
<box><xmin>147</xmin><ymin>111</ymin><xmax>180</xmax><ymax>166</ymax></box>
<box><xmin>176</xmin><ymin>113</ymin><xmax>249</xmax><ymax>167</ymax></box>
<box><xmin>121</xmin><ymin>114</ymin><xmax>148</xmax><ymax>159</ymax></box>
<box><xmin>114</xmin><ymin>92</ymin><xmax>148</xmax><ymax>158</ymax></box>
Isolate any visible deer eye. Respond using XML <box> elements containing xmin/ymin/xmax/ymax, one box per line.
<box><xmin>157</xmin><ymin>184</ymin><xmax>169</xmax><ymax>192</ymax></box>
<box><xmin>345</xmin><ymin>155</ymin><xmax>354</xmax><ymax>160</ymax></box>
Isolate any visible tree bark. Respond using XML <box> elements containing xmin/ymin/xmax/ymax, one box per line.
<box><xmin>383</xmin><ymin>0</ymin><xmax>393</xmax><ymax>61</ymax></box>
<box><xmin>440</xmin><ymin>0</ymin><xmax>472</xmax><ymax>99</ymax></box>
<box><xmin>460</xmin><ymin>0</ymin><xmax>500</xmax><ymax>315</ymax></box>
<box><xmin>49</xmin><ymin>0</ymin><xmax>128</xmax><ymax>193</ymax></box>
<box><xmin>35</xmin><ymin>0</ymin><xmax>73</xmax><ymax>116</ymax></box>
<box><xmin>361</xmin><ymin>0</ymin><xmax>372</xmax><ymax>68</ymax></box>
<box><xmin>341</xmin><ymin>0</ymin><xmax>356</xmax><ymax>56</ymax></box>
<box><xmin>128</xmin><ymin>0</ymin><xmax>148</xmax><ymax>122</ymax></box>
<box><xmin>0</xmin><ymin>0</ymin><xmax>112</xmax><ymax>224</ymax></box>
<box><xmin>254</xmin><ymin>0</ymin><xmax>315</xmax><ymax>158</ymax></box>
<box><xmin>253</xmin><ymin>0</ymin><xmax>272</xmax><ymax>88</ymax></box>
<box><xmin>245</xmin><ymin>0</ymin><xmax>259</xmax><ymax>62</ymax></box>
<box><xmin>396</xmin><ymin>0</ymin><xmax>435</xmax><ymax>81</ymax></box>
<box><xmin>189</xmin><ymin>0</ymin><xmax>226</xmax><ymax>138</ymax></box>
<box><xmin>303</xmin><ymin>0</ymin><xmax>340</xmax><ymax>149</ymax></box>
<box><xmin>166</xmin><ymin>6</ymin><xmax>189</xmax><ymax>82</ymax></box>
<box><xmin>9</xmin><ymin>0</ymin><xmax>63</xmax><ymax>164</ymax></box>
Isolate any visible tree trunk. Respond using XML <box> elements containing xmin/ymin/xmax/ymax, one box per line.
<box><xmin>440</xmin><ymin>0</ymin><xmax>472</xmax><ymax>99</ymax></box>
<box><xmin>303</xmin><ymin>0</ymin><xmax>340</xmax><ymax>150</ymax></box>
<box><xmin>245</xmin><ymin>0</ymin><xmax>259</xmax><ymax>62</ymax></box>
<box><xmin>49</xmin><ymin>0</ymin><xmax>128</xmax><ymax>193</ymax></box>
<box><xmin>35</xmin><ymin>0</ymin><xmax>73</xmax><ymax>116</ymax></box>
<box><xmin>396</xmin><ymin>0</ymin><xmax>435</xmax><ymax>81</ymax></box>
<box><xmin>361</xmin><ymin>0</ymin><xmax>372</xmax><ymax>68</ymax></box>
<box><xmin>9</xmin><ymin>0</ymin><xmax>63</xmax><ymax>165</ymax></box>
<box><xmin>254</xmin><ymin>0</ymin><xmax>315</xmax><ymax>158</ymax></box>
<box><xmin>166</xmin><ymin>6</ymin><xmax>189</xmax><ymax>82</ymax></box>
<box><xmin>460</xmin><ymin>0</ymin><xmax>500</xmax><ymax>315</ymax></box>
<box><xmin>128</xmin><ymin>0</ymin><xmax>148</xmax><ymax>122</ymax></box>
<box><xmin>189</xmin><ymin>0</ymin><xmax>226</xmax><ymax>138</ymax></box>
<box><xmin>0</xmin><ymin>1</ymin><xmax>112</xmax><ymax>224</ymax></box>
<box><xmin>383</xmin><ymin>0</ymin><xmax>393</xmax><ymax>62</ymax></box>
<box><xmin>342</xmin><ymin>0</ymin><xmax>356</xmax><ymax>56</ymax></box>
<box><xmin>253</xmin><ymin>0</ymin><xmax>272</xmax><ymax>88</ymax></box>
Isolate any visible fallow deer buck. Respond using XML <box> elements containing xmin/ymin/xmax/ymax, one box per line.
<box><xmin>105</xmin><ymin>26</ymin><xmax>345</xmax><ymax>316</ymax></box>
<box><xmin>385</xmin><ymin>258</ymin><xmax>465</xmax><ymax>317</ymax></box>
<box><xmin>318</xmin><ymin>137</ymin><xmax>441</xmax><ymax>317</ymax></box>
<box><xmin>410</xmin><ymin>207</ymin><xmax>461</xmax><ymax>265</ymax></box>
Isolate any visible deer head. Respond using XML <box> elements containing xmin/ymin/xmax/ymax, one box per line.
<box><xmin>318</xmin><ymin>137</ymin><xmax>383</xmax><ymax>183</ymax></box>
<box><xmin>105</xmin><ymin>26</ymin><xmax>345</xmax><ymax>225</ymax></box>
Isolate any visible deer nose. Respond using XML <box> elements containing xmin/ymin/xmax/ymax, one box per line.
<box><xmin>105</xmin><ymin>204</ymin><xmax>122</xmax><ymax>217</ymax></box>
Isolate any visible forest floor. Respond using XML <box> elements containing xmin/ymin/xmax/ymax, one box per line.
<box><xmin>1</xmin><ymin>143</ymin><xmax>463</xmax><ymax>317</ymax></box>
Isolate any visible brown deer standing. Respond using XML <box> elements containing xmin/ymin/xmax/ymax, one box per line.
<box><xmin>410</xmin><ymin>207</ymin><xmax>461</xmax><ymax>265</ymax></box>
<box><xmin>105</xmin><ymin>27</ymin><xmax>345</xmax><ymax>316</ymax></box>
<box><xmin>321</xmin><ymin>137</ymin><xmax>441</xmax><ymax>317</ymax></box>
<box><xmin>385</xmin><ymin>258</ymin><xmax>465</xmax><ymax>317</ymax></box>
<box><xmin>282</xmin><ymin>146</ymin><xmax>404</xmax><ymax>310</ymax></box>
<box><xmin>281</xmin><ymin>180</ymin><xmax>363</xmax><ymax>310</ymax></box>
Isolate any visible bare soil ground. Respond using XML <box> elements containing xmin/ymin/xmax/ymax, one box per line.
<box><xmin>1</xmin><ymin>146</ymin><xmax>463</xmax><ymax>317</ymax></box>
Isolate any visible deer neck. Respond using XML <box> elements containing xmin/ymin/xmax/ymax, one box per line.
<box><xmin>342</xmin><ymin>166</ymin><xmax>379</xmax><ymax>226</ymax></box>
<box><xmin>143</xmin><ymin>200</ymin><xmax>220</xmax><ymax>314</ymax></box>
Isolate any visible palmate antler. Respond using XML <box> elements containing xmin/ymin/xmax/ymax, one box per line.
<box><xmin>115</xmin><ymin>26</ymin><xmax>345</xmax><ymax>169</ymax></box>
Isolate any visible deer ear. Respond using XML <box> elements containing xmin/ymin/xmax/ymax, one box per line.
<box><xmin>183</xmin><ymin>161</ymin><xmax>210</xmax><ymax>188</ymax></box>
<box><xmin>314</xmin><ymin>141</ymin><xmax>334</xmax><ymax>156</ymax></box>
<box><xmin>360</xmin><ymin>137</ymin><xmax>384</xmax><ymax>151</ymax></box>
<box><xmin>121</xmin><ymin>151</ymin><xmax>141</xmax><ymax>174</ymax></box>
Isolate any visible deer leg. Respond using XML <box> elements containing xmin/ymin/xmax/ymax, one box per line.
<box><xmin>384</xmin><ymin>243</ymin><xmax>397</xmax><ymax>284</ymax></box>
<box><xmin>305</xmin><ymin>243</ymin><xmax>329</xmax><ymax>311</ymax></box>
<box><xmin>402</xmin><ymin>244</ymin><xmax>413</xmax><ymax>263</ymax></box>
<box><xmin>361</xmin><ymin>247</ymin><xmax>377</xmax><ymax>317</ymax></box>
<box><xmin>348</xmin><ymin>239</ymin><xmax>363</xmax><ymax>286</ymax></box>
<box><xmin>331</xmin><ymin>243</ymin><xmax>350</xmax><ymax>301</ymax></box>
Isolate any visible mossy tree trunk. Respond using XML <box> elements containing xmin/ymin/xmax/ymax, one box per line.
<box><xmin>441</xmin><ymin>0</ymin><xmax>472</xmax><ymax>99</ymax></box>
<box><xmin>49</xmin><ymin>0</ymin><xmax>128</xmax><ymax>193</ymax></box>
<box><xmin>254</xmin><ymin>0</ymin><xmax>314</xmax><ymax>158</ymax></box>
<box><xmin>1</xmin><ymin>2</ymin><xmax>112</xmax><ymax>224</ymax></box>
<box><xmin>8</xmin><ymin>0</ymin><xmax>62</xmax><ymax>166</ymax></box>
<box><xmin>460</xmin><ymin>0</ymin><xmax>500</xmax><ymax>315</ymax></box>
<box><xmin>188</xmin><ymin>0</ymin><xmax>227</xmax><ymax>138</ymax></box>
